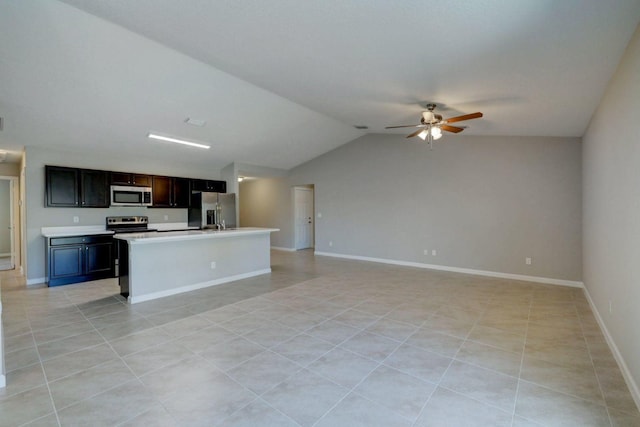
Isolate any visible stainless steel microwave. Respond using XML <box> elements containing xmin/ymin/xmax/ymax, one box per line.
<box><xmin>110</xmin><ymin>185</ymin><xmax>153</xmax><ymax>207</ymax></box>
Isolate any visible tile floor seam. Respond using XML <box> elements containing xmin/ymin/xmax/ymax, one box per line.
<box><xmin>386</xmin><ymin>307</ymin><xmax>463</xmax><ymax>425</ymax></box>
<box><xmin>47</xmin><ymin>307</ymin><xmax>156</xmax><ymax>418</ymax></box>
<box><xmin>575</xmin><ymin>289</ymin><xmax>616</xmax><ymax>427</ymax></box>
<box><xmin>214</xmin><ymin>396</ymin><xmax>304</xmax><ymax>427</ymax></box>
<box><xmin>31</xmin><ymin>329</ymin><xmax>62</xmax><ymax>427</ymax></box>
<box><xmin>510</xmin><ymin>286</ymin><xmax>534</xmax><ymax>426</ymax></box>
<box><xmin>517</xmin><ymin>377</ymin><xmax>611</xmax><ymax>410</ymax></box>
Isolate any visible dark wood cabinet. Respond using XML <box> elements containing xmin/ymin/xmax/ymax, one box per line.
<box><xmin>190</xmin><ymin>179</ymin><xmax>226</xmax><ymax>193</ymax></box>
<box><xmin>47</xmin><ymin>235</ymin><xmax>114</xmax><ymax>286</ymax></box>
<box><xmin>46</xmin><ymin>166</ymin><xmax>109</xmax><ymax>207</ymax></box>
<box><xmin>152</xmin><ymin>176</ymin><xmax>190</xmax><ymax>208</ymax></box>
<box><xmin>110</xmin><ymin>172</ymin><xmax>152</xmax><ymax>187</ymax></box>
<box><xmin>46</xmin><ymin>166</ymin><xmax>79</xmax><ymax>207</ymax></box>
<box><xmin>80</xmin><ymin>169</ymin><xmax>109</xmax><ymax>207</ymax></box>
<box><xmin>173</xmin><ymin>177</ymin><xmax>190</xmax><ymax>208</ymax></box>
<box><xmin>46</xmin><ymin>164</ymin><xmax>225</xmax><ymax>209</ymax></box>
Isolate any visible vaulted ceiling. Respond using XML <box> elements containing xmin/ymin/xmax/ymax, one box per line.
<box><xmin>1</xmin><ymin>1</ymin><xmax>639</xmax><ymax>169</ymax></box>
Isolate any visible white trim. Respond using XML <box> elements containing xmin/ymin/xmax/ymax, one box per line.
<box><xmin>0</xmin><ymin>374</ymin><xmax>5</xmax><ymax>388</ymax></box>
<box><xmin>128</xmin><ymin>268</ymin><xmax>271</xmax><ymax>304</ymax></box>
<box><xmin>271</xmin><ymin>246</ymin><xmax>296</xmax><ymax>252</ymax></box>
<box><xmin>26</xmin><ymin>277</ymin><xmax>46</xmax><ymax>286</ymax></box>
<box><xmin>0</xmin><ymin>253</ymin><xmax>10</xmax><ymax>257</ymax></box>
<box><xmin>583</xmin><ymin>286</ymin><xmax>640</xmax><ymax>410</ymax></box>
<box><xmin>314</xmin><ymin>251</ymin><xmax>584</xmax><ymax>288</ymax></box>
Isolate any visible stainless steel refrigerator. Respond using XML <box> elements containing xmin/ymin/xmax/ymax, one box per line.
<box><xmin>188</xmin><ymin>192</ymin><xmax>237</xmax><ymax>229</ymax></box>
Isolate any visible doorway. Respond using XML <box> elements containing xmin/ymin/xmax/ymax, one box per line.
<box><xmin>293</xmin><ymin>186</ymin><xmax>314</xmax><ymax>250</ymax></box>
<box><xmin>0</xmin><ymin>177</ymin><xmax>16</xmax><ymax>270</ymax></box>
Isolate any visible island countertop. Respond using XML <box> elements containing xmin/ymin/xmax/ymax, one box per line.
<box><xmin>114</xmin><ymin>227</ymin><xmax>279</xmax><ymax>244</ymax></box>
<box><xmin>116</xmin><ymin>227</ymin><xmax>278</xmax><ymax>304</ymax></box>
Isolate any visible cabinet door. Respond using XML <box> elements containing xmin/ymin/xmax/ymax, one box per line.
<box><xmin>152</xmin><ymin>176</ymin><xmax>172</xmax><ymax>207</ymax></box>
<box><xmin>46</xmin><ymin>166</ymin><xmax>79</xmax><ymax>207</ymax></box>
<box><xmin>131</xmin><ymin>174</ymin><xmax>152</xmax><ymax>187</ymax></box>
<box><xmin>110</xmin><ymin>172</ymin><xmax>132</xmax><ymax>185</ymax></box>
<box><xmin>190</xmin><ymin>179</ymin><xmax>207</xmax><ymax>192</ymax></box>
<box><xmin>210</xmin><ymin>180</ymin><xmax>227</xmax><ymax>193</ymax></box>
<box><xmin>50</xmin><ymin>245</ymin><xmax>83</xmax><ymax>279</ymax></box>
<box><xmin>85</xmin><ymin>241</ymin><xmax>113</xmax><ymax>274</ymax></box>
<box><xmin>173</xmin><ymin>177</ymin><xmax>190</xmax><ymax>208</ymax></box>
<box><xmin>80</xmin><ymin>169</ymin><xmax>109</xmax><ymax>207</ymax></box>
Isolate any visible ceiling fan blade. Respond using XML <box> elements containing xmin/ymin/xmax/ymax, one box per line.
<box><xmin>444</xmin><ymin>112</ymin><xmax>483</xmax><ymax>123</ymax></box>
<box><xmin>441</xmin><ymin>124</ymin><xmax>464</xmax><ymax>133</ymax></box>
<box><xmin>406</xmin><ymin>128</ymin><xmax>425</xmax><ymax>138</ymax></box>
<box><xmin>385</xmin><ymin>124</ymin><xmax>422</xmax><ymax>129</ymax></box>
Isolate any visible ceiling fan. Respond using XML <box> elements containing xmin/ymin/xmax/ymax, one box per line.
<box><xmin>386</xmin><ymin>103</ymin><xmax>483</xmax><ymax>148</ymax></box>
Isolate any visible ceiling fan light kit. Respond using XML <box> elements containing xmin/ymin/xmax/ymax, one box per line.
<box><xmin>386</xmin><ymin>103</ymin><xmax>483</xmax><ymax>149</ymax></box>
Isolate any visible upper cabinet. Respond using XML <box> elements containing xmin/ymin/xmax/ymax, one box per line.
<box><xmin>110</xmin><ymin>172</ymin><xmax>152</xmax><ymax>187</ymax></box>
<box><xmin>45</xmin><ymin>166</ymin><xmax>109</xmax><ymax>208</ymax></box>
<box><xmin>45</xmin><ymin>165</ymin><xmax>225</xmax><ymax>208</ymax></box>
<box><xmin>79</xmin><ymin>169</ymin><xmax>109</xmax><ymax>207</ymax></box>
<box><xmin>46</xmin><ymin>166</ymin><xmax>80</xmax><ymax>207</ymax></box>
<box><xmin>152</xmin><ymin>176</ymin><xmax>190</xmax><ymax>208</ymax></box>
<box><xmin>191</xmin><ymin>179</ymin><xmax>226</xmax><ymax>193</ymax></box>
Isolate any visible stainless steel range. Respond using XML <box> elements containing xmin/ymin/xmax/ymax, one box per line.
<box><xmin>106</xmin><ymin>215</ymin><xmax>156</xmax><ymax>234</ymax></box>
<box><xmin>107</xmin><ymin>216</ymin><xmax>156</xmax><ymax>278</ymax></box>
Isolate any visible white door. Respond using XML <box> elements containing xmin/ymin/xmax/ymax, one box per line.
<box><xmin>294</xmin><ymin>187</ymin><xmax>314</xmax><ymax>250</ymax></box>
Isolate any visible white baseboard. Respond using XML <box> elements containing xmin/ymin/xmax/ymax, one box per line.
<box><xmin>128</xmin><ymin>268</ymin><xmax>272</xmax><ymax>304</ymax></box>
<box><xmin>26</xmin><ymin>277</ymin><xmax>46</xmax><ymax>286</ymax></box>
<box><xmin>314</xmin><ymin>251</ymin><xmax>584</xmax><ymax>288</ymax></box>
<box><xmin>271</xmin><ymin>246</ymin><xmax>296</xmax><ymax>252</ymax></box>
<box><xmin>583</xmin><ymin>286</ymin><xmax>640</xmax><ymax>411</ymax></box>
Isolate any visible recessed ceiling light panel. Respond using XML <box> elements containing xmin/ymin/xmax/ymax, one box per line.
<box><xmin>147</xmin><ymin>133</ymin><xmax>210</xmax><ymax>149</ymax></box>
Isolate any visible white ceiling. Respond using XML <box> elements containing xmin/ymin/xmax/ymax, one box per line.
<box><xmin>1</xmin><ymin>1</ymin><xmax>639</xmax><ymax>170</ymax></box>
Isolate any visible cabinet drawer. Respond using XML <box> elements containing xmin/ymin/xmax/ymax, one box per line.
<box><xmin>50</xmin><ymin>235</ymin><xmax>113</xmax><ymax>246</ymax></box>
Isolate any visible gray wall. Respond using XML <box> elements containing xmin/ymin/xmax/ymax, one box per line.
<box><xmin>25</xmin><ymin>145</ymin><xmax>226</xmax><ymax>281</ymax></box>
<box><xmin>0</xmin><ymin>180</ymin><xmax>10</xmax><ymax>254</ymax></box>
<box><xmin>282</xmin><ymin>133</ymin><xmax>582</xmax><ymax>281</ymax></box>
<box><xmin>583</xmin><ymin>25</ymin><xmax>640</xmax><ymax>396</ymax></box>
<box><xmin>239</xmin><ymin>178</ymin><xmax>293</xmax><ymax>249</ymax></box>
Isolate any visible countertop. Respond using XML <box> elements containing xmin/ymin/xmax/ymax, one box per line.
<box><xmin>114</xmin><ymin>227</ymin><xmax>279</xmax><ymax>244</ymax></box>
<box><xmin>41</xmin><ymin>226</ymin><xmax>114</xmax><ymax>238</ymax></box>
<box><xmin>41</xmin><ymin>223</ymin><xmax>198</xmax><ymax>238</ymax></box>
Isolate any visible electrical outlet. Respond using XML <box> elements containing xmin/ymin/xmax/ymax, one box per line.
<box><xmin>525</xmin><ymin>257</ymin><xmax>532</xmax><ymax>265</ymax></box>
<box><xmin>317</xmin><ymin>212</ymin><xmax>322</xmax><ymax>218</ymax></box>
<box><xmin>164</xmin><ymin>215</ymin><xmax>168</xmax><ymax>221</ymax></box>
<box><xmin>73</xmin><ymin>216</ymin><xmax>79</xmax><ymax>223</ymax></box>
<box><xmin>432</xmin><ymin>250</ymin><xmax>437</xmax><ymax>256</ymax></box>
<box><xmin>423</xmin><ymin>249</ymin><xmax>428</xmax><ymax>255</ymax></box>
<box><xmin>329</xmin><ymin>241</ymin><xmax>333</xmax><ymax>247</ymax></box>
<box><xmin>210</xmin><ymin>261</ymin><xmax>216</xmax><ymax>269</ymax></box>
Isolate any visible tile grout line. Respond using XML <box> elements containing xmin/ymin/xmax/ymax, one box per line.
<box><xmin>509</xmin><ymin>287</ymin><xmax>534</xmax><ymax>426</ymax></box>
<box><xmin>574</xmin><ymin>289</ymin><xmax>615</xmax><ymax>427</ymax></box>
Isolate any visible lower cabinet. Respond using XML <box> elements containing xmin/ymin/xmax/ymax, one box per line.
<box><xmin>47</xmin><ymin>235</ymin><xmax>114</xmax><ymax>286</ymax></box>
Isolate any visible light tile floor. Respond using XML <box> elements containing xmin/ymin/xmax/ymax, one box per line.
<box><xmin>1</xmin><ymin>250</ymin><xmax>638</xmax><ymax>426</ymax></box>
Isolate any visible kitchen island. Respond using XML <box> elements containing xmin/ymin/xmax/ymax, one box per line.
<box><xmin>115</xmin><ymin>227</ymin><xmax>278</xmax><ymax>304</ymax></box>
